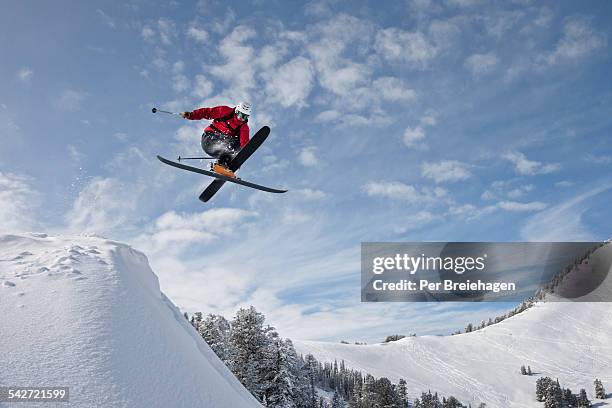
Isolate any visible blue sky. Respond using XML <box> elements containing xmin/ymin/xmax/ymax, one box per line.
<box><xmin>1</xmin><ymin>0</ymin><xmax>611</xmax><ymax>342</ymax></box>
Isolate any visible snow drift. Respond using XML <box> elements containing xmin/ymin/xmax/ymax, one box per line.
<box><xmin>295</xmin><ymin>244</ymin><xmax>612</xmax><ymax>407</ymax></box>
<box><xmin>0</xmin><ymin>233</ymin><xmax>261</xmax><ymax>407</ymax></box>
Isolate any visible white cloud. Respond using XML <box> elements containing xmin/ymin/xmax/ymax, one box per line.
<box><xmin>547</xmin><ymin>16</ymin><xmax>607</xmax><ymax>65</ymax></box>
<box><xmin>157</xmin><ymin>19</ymin><xmax>176</xmax><ymax>45</ymax></box>
<box><xmin>497</xmin><ymin>201</ymin><xmax>547</xmax><ymax>212</ymax></box>
<box><xmin>584</xmin><ymin>154</ymin><xmax>612</xmax><ymax>165</ymax></box>
<box><xmin>96</xmin><ymin>9</ymin><xmax>116</xmax><ymax>29</ymax></box>
<box><xmin>54</xmin><ymin>89</ymin><xmax>87</xmax><ymax>112</ymax></box>
<box><xmin>208</xmin><ymin>26</ymin><xmax>256</xmax><ymax>98</ymax></box>
<box><xmin>363</xmin><ymin>181</ymin><xmax>446</xmax><ymax>203</ymax></box>
<box><xmin>314</xmin><ymin>110</ymin><xmax>340</xmax><ymax>122</ymax></box>
<box><xmin>372</xmin><ymin>77</ymin><xmax>417</xmax><ymax>102</ymax></box>
<box><xmin>403</xmin><ymin>111</ymin><xmax>437</xmax><ymax>149</ymax></box>
<box><xmin>375</xmin><ymin>27</ymin><xmax>437</xmax><ymax>69</ymax></box>
<box><xmin>299</xmin><ymin>146</ymin><xmax>318</xmax><ymax>167</ymax></box>
<box><xmin>555</xmin><ymin>180</ymin><xmax>573</xmax><ymax>188</ymax></box>
<box><xmin>0</xmin><ymin>172</ymin><xmax>39</xmax><ymax>232</ymax></box>
<box><xmin>17</xmin><ymin>67</ymin><xmax>33</xmax><ymax>82</ymax></box>
<box><xmin>403</xmin><ymin>126</ymin><xmax>426</xmax><ymax>148</ymax></box>
<box><xmin>186</xmin><ymin>26</ymin><xmax>209</xmax><ymax>43</ymax></box>
<box><xmin>192</xmin><ymin>75</ymin><xmax>214</xmax><ymax>99</ymax></box>
<box><xmin>66</xmin><ymin>177</ymin><xmax>140</xmax><ymax>234</ymax></box>
<box><xmin>134</xmin><ymin>208</ymin><xmax>255</xmax><ymax>255</ymax></box>
<box><xmin>141</xmin><ymin>26</ymin><xmax>154</xmax><ymax>40</ymax></box>
<box><xmin>521</xmin><ymin>183</ymin><xmax>612</xmax><ymax>240</ymax></box>
<box><xmin>265</xmin><ymin>57</ymin><xmax>314</xmax><ymax>108</ymax></box>
<box><xmin>481</xmin><ymin>180</ymin><xmax>534</xmax><ymax>200</ymax></box>
<box><xmin>464</xmin><ymin>53</ymin><xmax>499</xmax><ymax>75</ymax></box>
<box><xmin>503</xmin><ymin>151</ymin><xmax>560</xmax><ymax>175</ymax></box>
<box><xmin>295</xmin><ymin>188</ymin><xmax>327</xmax><ymax>201</ymax></box>
<box><xmin>421</xmin><ymin>160</ymin><xmax>472</xmax><ymax>183</ymax></box>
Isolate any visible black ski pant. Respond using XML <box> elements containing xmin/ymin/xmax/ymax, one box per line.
<box><xmin>201</xmin><ymin>132</ymin><xmax>239</xmax><ymax>166</ymax></box>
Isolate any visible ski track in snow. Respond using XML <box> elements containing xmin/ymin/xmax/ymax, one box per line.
<box><xmin>295</xmin><ymin>244</ymin><xmax>612</xmax><ymax>408</ymax></box>
<box><xmin>0</xmin><ymin>233</ymin><xmax>262</xmax><ymax>408</ymax></box>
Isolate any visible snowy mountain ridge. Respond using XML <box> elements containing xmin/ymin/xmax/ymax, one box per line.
<box><xmin>295</xmin><ymin>244</ymin><xmax>612</xmax><ymax>407</ymax></box>
<box><xmin>0</xmin><ymin>233</ymin><xmax>261</xmax><ymax>407</ymax></box>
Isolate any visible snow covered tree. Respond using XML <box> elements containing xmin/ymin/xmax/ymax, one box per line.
<box><xmin>544</xmin><ymin>379</ymin><xmax>563</xmax><ymax>408</ymax></box>
<box><xmin>331</xmin><ymin>390</ymin><xmax>344</xmax><ymax>408</ymax></box>
<box><xmin>527</xmin><ymin>366</ymin><xmax>532</xmax><ymax>376</ymax></box>
<box><xmin>198</xmin><ymin>314</ymin><xmax>232</xmax><ymax>364</ymax></box>
<box><xmin>263</xmin><ymin>331</ymin><xmax>297</xmax><ymax>408</ymax></box>
<box><xmin>564</xmin><ymin>388</ymin><xmax>578</xmax><ymax>407</ymax></box>
<box><xmin>397</xmin><ymin>379</ymin><xmax>408</xmax><ymax>407</ymax></box>
<box><xmin>595</xmin><ymin>379</ymin><xmax>606</xmax><ymax>399</ymax></box>
<box><xmin>520</xmin><ymin>365</ymin><xmax>527</xmax><ymax>375</ymax></box>
<box><xmin>577</xmin><ymin>388</ymin><xmax>591</xmax><ymax>407</ymax></box>
<box><xmin>420</xmin><ymin>390</ymin><xmax>442</xmax><ymax>408</ymax></box>
<box><xmin>303</xmin><ymin>354</ymin><xmax>319</xmax><ymax>408</ymax></box>
<box><xmin>443</xmin><ymin>396</ymin><xmax>463</xmax><ymax>407</ymax></box>
<box><xmin>229</xmin><ymin>306</ymin><xmax>272</xmax><ymax>401</ymax></box>
<box><xmin>372</xmin><ymin>377</ymin><xmax>398</xmax><ymax>407</ymax></box>
<box><xmin>536</xmin><ymin>377</ymin><xmax>553</xmax><ymax>402</ymax></box>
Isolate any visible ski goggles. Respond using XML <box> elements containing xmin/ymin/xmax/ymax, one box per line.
<box><xmin>236</xmin><ymin>111</ymin><xmax>249</xmax><ymax>121</ymax></box>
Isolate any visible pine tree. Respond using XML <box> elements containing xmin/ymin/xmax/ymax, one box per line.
<box><xmin>527</xmin><ymin>366</ymin><xmax>532</xmax><ymax>376</ymax></box>
<box><xmin>595</xmin><ymin>379</ymin><xmax>606</xmax><ymax>399</ymax></box>
<box><xmin>397</xmin><ymin>379</ymin><xmax>408</xmax><ymax>408</ymax></box>
<box><xmin>443</xmin><ymin>396</ymin><xmax>462</xmax><ymax>408</ymax></box>
<box><xmin>303</xmin><ymin>354</ymin><xmax>319</xmax><ymax>408</ymax></box>
<box><xmin>520</xmin><ymin>365</ymin><xmax>527</xmax><ymax>375</ymax></box>
<box><xmin>264</xmin><ymin>333</ymin><xmax>301</xmax><ymax>408</ymax></box>
<box><xmin>199</xmin><ymin>314</ymin><xmax>233</xmax><ymax>364</ymax></box>
<box><xmin>332</xmin><ymin>390</ymin><xmax>344</xmax><ymax>408</ymax></box>
<box><xmin>536</xmin><ymin>377</ymin><xmax>553</xmax><ymax>402</ymax></box>
<box><xmin>229</xmin><ymin>306</ymin><xmax>272</xmax><ymax>402</ymax></box>
<box><xmin>577</xmin><ymin>389</ymin><xmax>591</xmax><ymax>407</ymax></box>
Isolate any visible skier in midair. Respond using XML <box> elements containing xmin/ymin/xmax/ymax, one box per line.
<box><xmin>181</xmin><ymin>102</ymin><xmax>251</xmax><ymax>178</ymax></box>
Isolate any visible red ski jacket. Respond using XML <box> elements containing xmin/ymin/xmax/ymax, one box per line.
<box><xmin>186</xmin><ymin>105</ymin><xmax>250</xmax><ymax>148</ymax></box>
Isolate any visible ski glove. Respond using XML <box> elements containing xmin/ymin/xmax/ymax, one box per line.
<box><xmin>180</xmin><ymin>111</ymin><xmax>191</xmax><ymax>119</ymax></box>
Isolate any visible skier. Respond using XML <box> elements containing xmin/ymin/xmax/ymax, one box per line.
<box><xmin>180</xmin><ymin>102</ymin><xmax>251</xmax><ymax>178</ymax></box>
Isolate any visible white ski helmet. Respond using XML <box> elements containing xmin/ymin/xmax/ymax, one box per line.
<box><xmin>235</xmin><ymin>101</ymin><xmax>251</xmax><ymax>120</ymax></box>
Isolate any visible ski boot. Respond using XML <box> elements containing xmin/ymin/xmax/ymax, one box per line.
<box><xmin>211</xmin><ymin>161</ymin><xmax>236</xmax><ymax>178</ymax></box>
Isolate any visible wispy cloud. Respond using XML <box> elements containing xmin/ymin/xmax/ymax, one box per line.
<box><xmin>464</xmin><ymin>52</ymin><xmax>499</xmax><ymax>76</ymax></box>
<box><xmin>54</xmin><ymin>89</ymin><xmax>87</xmax><ymax>112</ymax></box>
<box><xmin>298</xmin><ymin>146</ymin><xmax>318</xmax><ymax>167</ymax></box>
<box><xmin>363</xmin><ymin>181</ymin><xmax>446</xmax><ymax>203</ymax></box>
<box><xmin>65</xmin><ymin>177</ymin><xmax>141</xmax><ymax>235</ymax></box>
<box><xmin>265</xmin><ymin>57</ymin><xmax>315</xmax><ymax>108</ymax></box>
<box><xmin>96</xmin><ymin>9</ymin><xmax>116</xmax><ymax>29</ymax></box>
<box><xmin>546</xmin><ymin>16</ymin><xmax>607</xmax><ymax>65</ymax></box>
<box><xmin>403</xmin><ymin>112</ymin><xmax>437</xmax><ymax>150</ymax></box>
<box><xmin>421</xmin><ymin>160</ymin><xmax>472</xmax><ymax>183</ymax></box>
<box><xmin>520</xmin><ymin>183</ymin><xmax>612</xmax><ymax>241</ymax></box>
<box><xmin>503</xmin><ymin>151</ymin><xmax>560</xmax><ymax>175</ymax></box>
<box><xmin>17</xmin><ymin>67</ymin><xmax>33</xmax><ymax>83</ymax></box>
<box><xmin>186</xmin><ymin>26</ymin><xmax>208</xmax><ymax>43</ymax></box>
<box><xmin>0</xmin><ymin>172</ymin><xmax>39</xmax><ymax>232</ymax></box>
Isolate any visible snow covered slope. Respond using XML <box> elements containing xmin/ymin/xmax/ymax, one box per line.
<box><xmin>295</xmin><ymin>244</ymin><xmax>612</xmax><ymax>407</ymax></box>
<box><xmin>0</xmin><ymin>233</ymin><xmax>261</xmax><ymax>407</ymax></box>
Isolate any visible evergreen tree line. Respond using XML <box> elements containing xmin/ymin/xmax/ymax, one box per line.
<box><xmin>186</xmin><ymin>306</ymin><xmax>470</xmax><ymax>407</ymax></box>
<box><xmin>535</xmin><ymin>377</ymin><xmax>596</xmax><ymax>407</ymax></box>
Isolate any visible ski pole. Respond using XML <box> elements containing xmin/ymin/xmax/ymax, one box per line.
<box><xmin>178</xmin><ymin>156</ymin><xmax>215</xmax><ymax>161</ymax></box>
<box><xmin>152</xmin><ymin>107</ymin><xmax>181</xmax><ymax>116</ymax></box>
